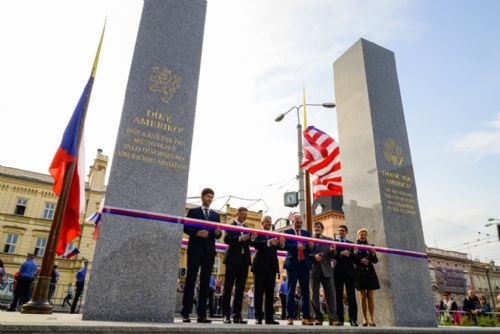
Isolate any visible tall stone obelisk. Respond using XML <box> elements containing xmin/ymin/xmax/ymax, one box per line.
<box><xmin>334</xmin><ymin>39</ymin><xmax>436</xmax><ymax>327</ymax></box>
<box><xmin>83</xmin><ymin>0</ymin><xmax>206</xmax><ymax>322</ymax></box>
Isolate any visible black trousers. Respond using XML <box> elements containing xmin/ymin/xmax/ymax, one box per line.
<box><xmin>207</xmin><ymin>288</ymin><xmax>215</xmax><ymax>316</ymax></box>
<box><xmin>334</xmin><ymin>271</ymin><xmax>357</xmax><ymax>322</ymax></box>
<box><xmin>279</xmin><ymin>293</ymin><xmax>287</xmax><ymax>319</ymax></box>
<box><xmin>71</xmin><ymin>281</ymin><xmax>84</xmax><ymax>313</ymax></box>
<box><xmin>222</xmin><ymin>260</ymin><xmax>248</xmax><ymax>318</ymax></box>
<box><xmin>254</xmin><ymin>271</ymin><xmax>276</xmax><ymax>321</ymax></box>
<box><xmin>181</xmin><ymin>251</ymin><xmax>215</xmax><ymax>318</ymax></box>
<box><xmin>9</xmin><ymin>276</ymin><xmax>33</xmax><ymax>310</ymax></box>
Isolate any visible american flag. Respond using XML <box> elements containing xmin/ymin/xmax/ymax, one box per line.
<box><xmin>301</xmin><ymin>126</ymin><xmax>343</xmax><ymax>198</ymax></box>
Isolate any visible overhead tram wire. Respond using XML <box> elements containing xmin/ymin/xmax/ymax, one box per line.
<box><xmin>421</xmin><ymin>213</ymin><xmax>491</xmax><ymax>236</ymax></box>
<box><xmin>447</xmin><ymin>235</ymin><xmax>496</xmax><ymax>249</ymax></box>
<box><xmin>454</xmin><ymin>239</ymin><xmax>498</xmax><ymax>252</ymax></box>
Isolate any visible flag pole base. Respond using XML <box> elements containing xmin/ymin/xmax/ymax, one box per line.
<box><xmin>21</xmin><ymin>276</ymin><xmax>54</xmax><ymax>314</ymax></box>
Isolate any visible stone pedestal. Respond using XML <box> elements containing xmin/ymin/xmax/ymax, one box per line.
<box><xmin>334</xmin><ymin>39</ymin><xmax>436</xmax><ymax>327</ymax></box>
<box><xmin>83</xmin><ymin>0</ymin><xmax>206</xmax><ymax>322</ymax></box>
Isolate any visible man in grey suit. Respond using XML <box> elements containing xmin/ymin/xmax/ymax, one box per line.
<box><xmin>310</xmin><ymin>221</ymin><xmax>339</xmax><ymax>326</ymax></box>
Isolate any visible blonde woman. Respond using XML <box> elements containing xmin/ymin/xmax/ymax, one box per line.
<box><xmin>354</xmin><ymin>228</ymin><xmax>379</xmax><ymax>326</ymax></box>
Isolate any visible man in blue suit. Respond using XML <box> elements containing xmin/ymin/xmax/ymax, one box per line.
<box><xmin>181</xmin><ymin>188</ymin><xmax>222</xmax><ymax>323</ymax></box>
<box><xmin>283</xmin><ymin>214</ymin><xmax>314</xmax><ymax>325</ymax></box>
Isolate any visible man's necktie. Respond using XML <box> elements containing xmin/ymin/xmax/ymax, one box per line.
<box><xmin>203</xmin><ymin>208</ymin><xmax>209</xmax><ymax>220</ymax></box>
<box><xmin>296</xmin><ymin>229</ymin><xmax>305</xmax><ymax>261</ymax></box>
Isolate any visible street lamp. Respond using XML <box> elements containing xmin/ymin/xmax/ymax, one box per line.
<box><xmin>274</xmin><ymin>102</ymin><xmax>336</xmax><ymax>221</ymax></box>
<box><xmin>485</xmin><ymin>218</ymin><xmax>500</xmax><ymax>241</ymax></box>
<box><xmin>485</xmin><ymin>260</ymin><xmax>496</xmax><ymax>307</ymax></box>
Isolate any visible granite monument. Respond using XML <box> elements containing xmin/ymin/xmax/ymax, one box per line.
<box><xmin>83</xmin><ymin>0</ymin><xmax>207</xmax><ymax>322</ymax></box>
<box><xmin>334</xmin><ymin>38</ymin><xmax>436</xmax><ymax>327</ymax></box>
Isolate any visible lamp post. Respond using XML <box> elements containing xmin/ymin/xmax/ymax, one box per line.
<box><xmin>485</xmin><ymin>218</ymin><xmax>500</xmax><ymax>241</ymax></box>
<box><xmin>274</xmin><ymin>102</ymin><xmax>336</xmax><ymax>224</ymax></box>
<box><xmin>485</xmin><ymin>260</ymin><xmax>496</xmax><ymax>307</ymax></box>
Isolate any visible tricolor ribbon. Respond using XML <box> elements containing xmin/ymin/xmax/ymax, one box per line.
<box><xmin>102</xmin><ymin>205</ymin><xmax>427</xmax><ymax>259</ymax></box>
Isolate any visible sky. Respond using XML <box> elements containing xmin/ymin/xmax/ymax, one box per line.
<box><xmin>0</xmin><ymin>0</ymin><xmax>499</xmax><ymax>263</ymax></box>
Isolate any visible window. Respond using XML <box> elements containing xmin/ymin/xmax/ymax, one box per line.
<box><xmin>3</xmin><ymin>234</ymin><xmax>19</xmax><ymax>253</ymax></box>
<box><xmin>43</xmin><ymin>203</ymin><xmax>56</xmax><ymax>219</ymax></box>
<box><xmin>14</xmin><ymin>199</ymin><xmax>28</xmax><ymax>215</ymax></box>
<box><xmin>34</xmin><ymin>237</ymin><xmax>47</xmax><ymax>257</ymax></box>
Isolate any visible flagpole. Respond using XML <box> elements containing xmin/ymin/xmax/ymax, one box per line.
<box><xmin>303</xmin><ymin>86</ymin><xmax>313</xmax><ymax>233</ymax></box>
<box><xmin>22</xmin><ymin>22</ymin><xmax>106</xmax><ymax>314</ymax></box>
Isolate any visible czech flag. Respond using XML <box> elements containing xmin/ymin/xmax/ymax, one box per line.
<box><xmin>49</xmin><ymin>81</ymin><xmax>90</xmax><ymax>256</ymax></box>
<box><xmin>63</xmin><ymin>247</ymin><xmax>80</xmax><ymax>259</ymax></box>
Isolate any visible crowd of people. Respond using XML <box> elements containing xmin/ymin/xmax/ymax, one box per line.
<box><xmin>439</xmin><ymin>288</ymin><xmax>500</xmax><ymax>325</ymax></box>
<box><xmin>1</xmin><ymin>254</ymin><xmax>88</xmax><ymax>313</ymax></box>
<box><xmin>180</xmin><ymin>187</ymin><xmax>381</xmax><ymax>326</ymax></box>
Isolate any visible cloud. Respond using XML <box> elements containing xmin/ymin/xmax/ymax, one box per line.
<box><xmin>452</xmin><ymin>113</ymin><xmax>500</xmax><ymax>154</ymax></box>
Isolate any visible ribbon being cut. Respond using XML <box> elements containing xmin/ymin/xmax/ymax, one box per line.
<box><xmin>101</xmin><ymin>206</ymin><xmax>427</xmax><ymax>259</ymax></box>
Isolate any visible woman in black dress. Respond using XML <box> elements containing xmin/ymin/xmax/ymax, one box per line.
<box><xmin>354</xmin><ymin>228</ymin><xmax>380</xmax><ymax>327</ymax></box>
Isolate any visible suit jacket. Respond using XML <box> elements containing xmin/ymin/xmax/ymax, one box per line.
<box><xmin>332</xmin><ymin>238</ymin><xmax>356</xmax><ymax>279</ymax></box>
<box><xmin>184</xmin><ymin>207</ymin><xmax>221</xmax><ymax>256</ymax></box>
<box><xmin>223</xmin><ymin>221</ymin><xmax>252</xmax><ymax>266</ymax></box>
<box><xmin>311</xmin><ymin>235</ymin><xmax>335</xmax><ymax>279</ymax></box>
<box><xmin>251</xmin><ymin>234</ymin><xmax>280</xmax><ymax>274</ymax></box>
<box><xmin>283</xmin><ymin>228</ymin><xmax>312</xmax><ymax>271</ymax></box>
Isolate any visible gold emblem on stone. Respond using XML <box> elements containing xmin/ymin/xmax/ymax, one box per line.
<box><xmin>148</xmin><ymin>65</ymin><xmax>182</xmax><ymax>104</ymax></box>
<box><xmin>384</xmin><ymin>138</ymin><xmax>404</xmax><ymax>166</ymax></box>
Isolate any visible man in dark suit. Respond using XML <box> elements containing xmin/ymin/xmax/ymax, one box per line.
<box><xmin>222</xmin><ymin>207</ymin><xmax>256</xmax><ymax>324</ymax></box>
<box><xmin>251</xmin><ymin>215</ymin><xmax>284</xmax><ymax>325</ymax></box>
<box><xmin>333</xmin><ymin>224</ymin><xmax>358</xmax><ymax>326</ymax></box>
<box><xmin>283</xmin><ymin>214</ymin><xmax>314</xmax><ymax>325</ymax></box>
<box><xmin>181</xmin><ymin>188</ymin><xmax>222</xmax><ymax>323</ymax></box>
<box><xmin>310</xmin><ymin>221</ymin><xmax>339</xmax><ymax>326</ymax></box>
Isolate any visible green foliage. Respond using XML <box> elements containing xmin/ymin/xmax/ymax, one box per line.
<box><xmin>477</xmin><ymin>316</ymin><xmax>496</xmax><ymax>327</ymax></box>
<box><xmin>459</xmin><ymin>316</ymin><xmax>472</xmax><ymax>327</ymax></box>
<box><xmin>439</xmin><ymin>316</ymin><xmax>453</xmax><ymax>326</ymax></box>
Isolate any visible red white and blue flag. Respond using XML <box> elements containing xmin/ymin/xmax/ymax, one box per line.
<box><xmin>87</xmin><ymin>196</ymin><xmax>105</xmax><ymax>240</ymax></box>
<box><xmin>63</xmin><ymin>247</ymin><xmax>80</xmax><ymax>259</ymax></box>
<box><xmin>301</xmin><ymin>125</ymin><xmax>343</xmax><ymax>198</ymax></box>
<box><xmin>49</xmin><ymin>82</ymin><xmax>90</xmax><ymax>255</ymax></box>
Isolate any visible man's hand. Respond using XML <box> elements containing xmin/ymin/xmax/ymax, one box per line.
<box><xmin>241</xmin><ymin>234</ymin><xmax>250</xmax><ymax>241</ymax></box>
<box><xmin>214</xmin><ymin>227</ymin><xmax>222</xmax><ymax>238</ymax></box>
<box><xmin>330</xmin><ymin>244</ymin><xmax>336</xmax><ymax>252</ymax></box>
<box><xmin>341</xmin><ymin>250</ymin><xmax>350</xmax><ymax>257</ymax></box>
<box><xmin>307</xmin><ymin>241</ymin><xmax>314</xmax><ymax>249</ymax></box>
<box><xmin>361</xmin><ymin>258</ymin><xmax>369</xmax><ymax>265</ymax></box>
<box><xmin>314</xmin><ymin>254</ymin><xmax>323</xmax><ymax>262</ymax></box>
<box><xmin>196</xmin><ymin>230</ymin><xmax>209</xmax><ymax>238</ymax></box>
<box><xmin>270</xmin><ymin>238</ymin><xmax>278</xmax><ymax>247</ymax></box>
<box><xmin>250</xmin><ymin>233</ymin><xmax>257</xmax><ymax>240</ymax></box>
<box><xmin>278</xmin><ymin>237</ymin><xmax>285</xmax><ymax>247</ymax></box>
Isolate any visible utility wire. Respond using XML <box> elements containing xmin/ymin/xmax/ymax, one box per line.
<box><xmin>422</xmin><ymin>213</ymin><xmax>491</xmax><ymax>236</ymax></box>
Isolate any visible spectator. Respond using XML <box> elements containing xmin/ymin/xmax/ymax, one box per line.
<box><xmin>463</xmin><ymin>289</ymin><xmax>481</xmax><ymax>325</ymax></box>
<box><xmin>279</xmin><ymin>276</ymin><xmax>287</xmax><ymax>320</ymax></box>
<box><xmin>0</xmin><ymin>260</ymin><xmax>7</xmax><ymax>285</ymax></box>
<box><xmin>246</xmin><ymin>286</ymin><xmax>255</xmax><ymax>320</ymax></box>
<box><xmin>478</xmin><ymin>295</ymin><xmax>492</xmax><ymax>317</ymax></box>
<box><xmin>62</xmin><ymin>283</ymin><xmax>73</xmax><ymax>308</ymax></box>
<box><xmin>70</xmin><ymin>259</ymin><xmax>89</xmax><ymax>313</ymax></box>
<box><xmin>8</xmin><ymin>253</ymin><xmax>37</xmax><ymax>311</ymax></box>
<box><xmin>48</xmin><ymin>265</ymin><xmax>59</xmax><ymax>304</ymax></box>
<box><xmin>439</xmin><ymin>291</ymin><xmax>458</xmax><ymax>324</ymax></box>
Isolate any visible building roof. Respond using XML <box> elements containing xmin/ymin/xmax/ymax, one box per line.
<box><xmin>0</xmin><ymin>165</ymin><xmax>54</xmax><ymax>185</ymax></box>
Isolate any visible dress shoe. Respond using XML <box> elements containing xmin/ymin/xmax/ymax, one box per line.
<box><xmin>223</xmin><ymin>317</ymin><xmax>232</xmax><ymax>324</ymax></box>
<box><xmin>233</xmin><ymin>318</ymin><xmax>247</xmax><ymax>324</ymax></box>
<box><xmin>255</xmin><ymin>319</ymin><xmax>263</xmax><ymax>324</ymax></box>
<box><xmin>329</xmin><ymin>319</ymin><xmax>341</xmax><ymax>326</ymax></box>
<box><xmin>369</xmin><ymin>323</ymin><xmax>376</xmax><ymax>327</ymax></box>
<box><xmin>265</xmin><ymin>319</ymin><xmax>279</xmax><ymax>325</ymax></box>
<box><xmin>182</xmin><ymin>317</ymin><xmax>191</xmax><ymax>323</ymax></box>
<box><xmin>362</xmin><ymin>322</ymin><xmax>368</xmax><ymax>326</ymax></box>
<box><xmin>287</xmin><ymin>319</ymin><xmax>294</xmax><ymax>325</ymax></box>
<box><xmin>350</xmin><ymin>320</ymin><xmax>358</xmax><ymax>326</ymax></box>
<box><xmin>314</xmin><ymin>319</ymin><xmax>323</xmax><ymax>325</ymax></box>
<box><xmin>302</xmin><ymin>318</ymin><xmax>314</xmax><ymax>325</ymax></box>
<box><xmin>197</xmin><ymin>317</ymin><xmax>211</xmax><ymax>323</ymax></box>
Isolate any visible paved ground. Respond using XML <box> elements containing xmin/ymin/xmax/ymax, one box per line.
<box><xmin>0</xmin><ymin>311</ymin><xmax>498</xmax><ymax>334</ymax></box>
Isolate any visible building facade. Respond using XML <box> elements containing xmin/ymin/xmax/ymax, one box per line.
<box><xmin>0</xmin><ymin>150</ymin><xmax>108</xmax><ymax>302</ymax></box>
